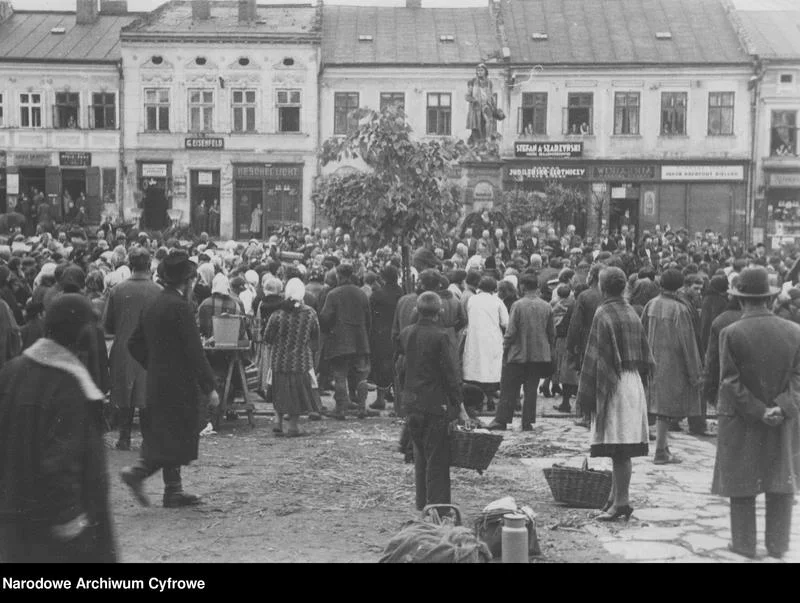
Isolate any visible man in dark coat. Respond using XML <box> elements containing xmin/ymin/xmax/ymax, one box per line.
<box><xmin>319</xmin><ymin>263</ymin><xmax>372</xmax><ymax>420</ymax></box>
<box><xmin>712</xmin><ymin>267</ymin><xmax>800</xmax><ymax>559</ymax></box>
<box><xmin>0</xmin><ymin>294</ymin><xmax>116</xmax><ymax>562</ymax></box>
<box><xmin>368</xmin><ymin>265</ymin><xmax>404</xmax><ymax>411</ymax></box>
<box><xmin>122</xmin><ymin>251</ymin><xmax>218</xmax><ymax>508</ymax></box>
<box><xmin>103</xmin><ymin>247</ymin><xmax>162</xmax><ymax>451</ymax></box>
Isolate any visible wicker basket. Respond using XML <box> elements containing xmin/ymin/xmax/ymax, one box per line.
<box><xmin>449</xmin><ymin>428</ymin><xmax>503</xmax><ymax>474</ymax></box>
<box><xmin>543</xmin><ymin>459</ymin><xmax>612</xmax><ymax>509</ymax></box>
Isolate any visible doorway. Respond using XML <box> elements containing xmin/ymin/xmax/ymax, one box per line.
<box><xmin>61</xmin><ymin>169</ymin><xmax>86</xmax><ymax>221</ymax></box>
<box><xmin>190</xmin><ymin>170</ymin><xmax>221</xmax><ymax>236</ymax></box>
<box><xmin>609</xmin><ymin>183</ymin><xmax>640</xmax><ymax>238</ymax></box>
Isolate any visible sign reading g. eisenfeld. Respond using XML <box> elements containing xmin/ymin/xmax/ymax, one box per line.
<box><xmin>185</xmin><ymin>137</ymin><xmax>224</xmax><ymax>150</ymax></box>
<box><xmin>514</xmin><ymin>141</ymin><xmax>583</xmax><ymax>158</ymax></box>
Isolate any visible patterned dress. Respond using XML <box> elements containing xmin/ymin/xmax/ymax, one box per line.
<box><xmin>264</xmin><ymin>302</ymin><xmax>321</xmax><ymax>416</ymax></box>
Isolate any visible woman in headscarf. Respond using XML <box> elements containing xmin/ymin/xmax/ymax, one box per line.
<box><xmin>197</xmin><ymin>273</ymin><xmax>245</xmax><ymax>339</ymax></box>
<box><xmin>256</xmin><ymin>277</ymin><xmax>284</xmax><ymax>399</ymax></box>
<box><xmin>264</xmin><ymin>278</ymin><xmax>321</xmax><ymax>437</ymax></box>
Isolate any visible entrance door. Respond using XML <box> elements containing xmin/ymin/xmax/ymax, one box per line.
<box><xmin>142</xmin><ymin>186</ymin><xmax>168</xmax><ymax>231</ymax></box>
<box><xmin>61</xmin><ymin>168</ymin><xmax>86</xmax><ymax>221</ymax></box>
<box><xmin>190</xmin><ymin>170</ymin><xmax>221</xmax><ymax>236</ymax></box>
<box><xmin>608</xmin><ymin>183</ymin><xmax>640</xmax><ymax>236</ymax></box>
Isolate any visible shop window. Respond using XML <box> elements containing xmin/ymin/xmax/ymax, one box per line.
<box><xmin>661</xmin><ymin>92</ymin><xmax>687</xmax><ymax>136</ymax></box>
<box><xmin>55</xmin><ymin>92</ymin><xmax>80</xmax><ymax>129</ymax></box>
<box><xmin>708</xmin><ymin>92</ymin><xmax>734</xmax><ymax>136</ymax></box>
<box><xmin>236</xmin><ymin>180</ymin><xmax>263</xmax><ymax>239</ymax></box>
<box><xmin>613</xmin><ymin>92</ymin><xmax>640</xmax><ymax>135</ymax></box>
<box><xmin>379</xmin><ymin>92</ymin><xmax>405</xmax><ymax>115</ymax></box>
<box><xmin>333</xmin><ymin>92</ymin><xmax>359</xmax><ymax>135</ymax></box>
<box><xmin>771</xmin><ymin>110</ymin><xmax>798</xmax><ymax>156</ymax></box>
<box><xmin>102</xmin><ymin>168</ymin><xmax>116</xmax><ymax>205</ymax></box>
<box><xmin>232</xmin><ymin>89</ymin><xmax>256</xmax><ymax>133</ymax></box>
<box><xmin>519</xmin><ymin>92</ymin><xmax>547</xmax><ymax>135</ymax></box>
<box><xmin>276</xmin><ymin>89</ymin><xmax>301</xmax><ymax>133</ymax></box>
<box><xmin>144</xmin><ymin>88</ymin><xmax>170</xmax><ymax>132</ymax></box>
<box><xmin>20</xmin><ymin>93</ymin><xmax>42</xmax><ymax>128</ymax></box>
<box><xmin>564</xmin><ymin>93</ymin><xmax>593</xmax><ymax>135</ymax></box>
<box><xmin>188</xmin><ymin>89</ymin><xmax>214</xmax><ymax>132</ymax></box>
<box><xmin>91</xmin><ymin>93</ymin><xmax>116</xmax><ymax>129</ymax></box>
<box><xmin>426</xmin><ymin>92</ymin><xmax>451</xmax><ymax>136</ymax></box>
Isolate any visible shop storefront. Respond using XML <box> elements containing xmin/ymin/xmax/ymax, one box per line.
<box><xmin>137</xmin><ymin>161</ymin><xmax>172</xmax><ymax>231</ymax></box>
<box><xmin>764</xmin><ymin>171</ymin><xmax>800</xmax><ymax>249</ymax></box>
<box><xmin>190</xmin><ymin>169</ymin><xmax>221</xmax><ymax>237</ymax></box>
<box><xmin>233</xmin><ymin>164</ymin><xmax>303</xmax><ymax>239</ymax></box>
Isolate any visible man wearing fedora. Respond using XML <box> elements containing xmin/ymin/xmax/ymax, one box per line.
<box><xmin>712</xmin><ymin>266</ymin><xmax>800</xmax><ymax>559</ymax></box>
<box><xmin>122</xmin><ymin>250</ymin><xmax>219</xmax><ymax>508</ymax></box>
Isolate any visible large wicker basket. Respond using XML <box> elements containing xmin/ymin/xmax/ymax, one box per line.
<box><xmin>449</xmin><ymin>428</ymin><xmax>503</xmax><ymax>474</ymax></box>
<box><xmin>543</xmin><ymin>459</ymin><xmax>612</xmax><ymax>509</ymax></box>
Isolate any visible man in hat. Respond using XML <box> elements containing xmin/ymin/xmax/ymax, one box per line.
<box><xmin>122</xmin><ymin>250</ymin><xmax>219</xmax><ymax>508</ymax></box>
<box><xmin>0</xmin><ymin>294</ymin><xmax>116</xmax><ymax>562</ymax></box>
<box><xmin>712</xmin><ymin>267</ymin><xmax>800</xmax><ymax>559</ymax></box>
<box><xmin>103</xmin><ymin>247</ymin><xmax>162</xmax><ymax>451</ymax></box>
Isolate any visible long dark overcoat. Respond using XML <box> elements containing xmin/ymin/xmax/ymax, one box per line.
<box><xmin>369</xmin><ymin>282</ymin><xmax>404</xmax><ymax>387</ymax></box>
<box><xmin>319</xmin><ymin>283</ymin><xmax>371</xmax><ymax>360</ymax></box>
<box><xmin>128</xmin><ymin>287</ymin><xmax>216</xmax><ymax>466</ymax></box>
<box><xmin>712</xmin><ymin>307</ymin><xmax>800</xmax><ymax>498</ymax></box>
<box><xmin>0</xmin><ymin>344</ymin><xmax>116</xmax><ymax>563</ymax></box>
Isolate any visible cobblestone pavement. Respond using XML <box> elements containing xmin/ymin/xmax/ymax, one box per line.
<box><xmin>503</xmin><ymin>408</ymin><xmax>800</xmax><ymax>563</ymax></box>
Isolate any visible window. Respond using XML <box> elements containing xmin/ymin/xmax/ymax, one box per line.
<box><xmin>19</xmin><ymin>93</ymin><xmax>42</xmax><ymax>128</ymax></box>
<box><xmin>276</xmin><ymin>89</ymin><xmax>301</xmax><ymax>133</ymax></box>
<box><xmin>102</xmin><ymin>168</ymin><xmax>116</xmax><ymax>205</ymax></box>
<box><xmin>661</xmin><ymin>92</ymin><xmax>687</xmax><ymax>135</ymax></box>
<box><xmin>189</xmin><ymin>89</ymin><xmax>214</xmax><ymax>132</ymax></box>
<box><xmin>771</xmin><ymin>110</ymin><xmax>798</xmax><ymax>156</ymax></box>
<box><xmin>426</xmin><ymin>93</ymin><xmax>451</xmax><ymax>135</ymax></box>
<box><xmin>90</xmin><ymin>93</ymin><xmax>116</xmax><ymax>129</ymax></box>
<box><xmin>333</xmin><ymin>92</ymin><xmax>359</xmax><ymax>135</ymax></box>
<box><xmin>55</xmin><ymin>92</ymin><xmax>80</xmax><ymax>128</ymax></box>
<box><xmin>613</xmin><ymin>92</ymin><xmax>640</xmax><ymax>135</ymax></box>
<box><xmin>565</xmin><ymin>93</ymin><xmax>593</xmax><ymax>135</ymax></box>
<box><xmin>232</xmin><ymin>90</ymin><xmax>256</xmax><ymax>133</ymax></box>
<box><xmin>708</xmin><ymin>92</ymin><xmax>734</xmax><ymax>136</ymax></box>
<box><xmin>780</xmin><ymin>74</ymin><xmax>794</xmax><ymax>84</ymax></box>
<box><xmin>519</xmin><ymin>92</ymin><xmax>547</xmax><ymax>135</ymax></box>
<box><xmin>379</xmin><ymin>92</ymin><xmax>405</xmax><ymax>114</ymax></box>
<box><xmin>144</xmin><ymin>88</ymin><xmax>170</xmax><ymax>131</ymax></box>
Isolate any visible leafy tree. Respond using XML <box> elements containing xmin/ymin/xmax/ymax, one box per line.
<box><xmin>493</xmin><ymin>189</ymin><xmax>547</xmax><ymax>231</ymax></box>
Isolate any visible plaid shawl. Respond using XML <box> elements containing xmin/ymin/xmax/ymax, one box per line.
<box><xmin>576</xmin><ymin>297</ymin><xmax>655</xmax><ymax>423</ymax></box>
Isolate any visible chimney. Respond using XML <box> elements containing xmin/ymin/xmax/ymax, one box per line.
<box><xmin>406</xmin><ymin>0</ymin><xmax>422</xmax><ymax>7</ymax></box>
<box><xmin>0</xmin><ymin>1</ymin><xmax>12</xmax><ymax>24</ymax></box>
<box><xmin>99</xmin><ymin>0</ymin><xmax>129</xmax><ymax>15</ymax></box>
<box><xmin>192</xmin><ymin>0</ymin><xmax>211</xmax><ymax>21</ymax></box>
<box><xmin>238</xmin><ymin>0</ymin><xmax>257</xmax><ymax>23</ymax></box>
<box><xmin>76</xmin><ymin>0</ymin><xmax>99</xmax><ymax>24</ymax></box>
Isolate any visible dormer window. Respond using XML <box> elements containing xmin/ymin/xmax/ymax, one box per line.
<box><xmin>439</xmin><ymin>35</ymin><xmax>455</xmax><ymax>43</ymax></box>
<box><xmin>282</xmin><ymin>57</ymin><xmax>295</xmax><ymax>67</ymax></box>
<box><xmin>238</xmin><ymin>57</ymin><xmax>250</xmax><ymax>67</ymax></box>
<box><xmin>151</xmin><ymin>55</ymin><xmax>164</xmax><ymax>65</ymax></box>
<box><xmin>195</xmin><ymin>57</ymin><xmax>207</xmax><ymax>66</ymax></box>
<box><xmin>780</xmin><ymin>74</ymin><xmax>794</xmax><ymax>84</ymax></box>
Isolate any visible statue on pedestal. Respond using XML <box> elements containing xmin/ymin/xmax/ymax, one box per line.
<box><xmin>466</xmin><ymin>63</ymin><xmax>504</xmax><ymax>147</ymax></box>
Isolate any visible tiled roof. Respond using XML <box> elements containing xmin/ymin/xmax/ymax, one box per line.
<box><xmin>734</xmin><ymin>10</ymin><xmax>800</xmax><ymax>59</ymax></box>
<box><xmin>0</xmin><ymin>10</ymin><xmax>138</xmax><ymax>62</ymax></box>
<box><xmin>322</xmin><ymin>5</ymin><xmax>501</xmax><ymax>66</ymax></box>
<box><xmin>123</xmin><ymin>1</ymin><xmax>320</xmax><ymax>38</ymax></box>
<box><xmin>501</xmin><ymin>0</ymin><xmax>750</xmax><ymax>65</ymax></box>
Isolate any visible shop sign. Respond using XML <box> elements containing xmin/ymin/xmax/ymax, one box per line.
<box><xmin>13</xmin><ymin>152</ymin><xmax>51</xmax><ymax>167</ymax></box>
<box><xmin>7</xmin><ymin>173</ymin><xmax>19</xmax><ymax>195</ymax></box>
<box><xmin>59</xmin><ymin>152</ymin><xmax>92</xmax><ymax>167</ymax></box>
<box><xmin>234</xmin><ymin>164</ymin><xmax>303</xmax><ymax>180</ymax></box>
<box><xmin>198</xmin><ymin>172</ymin><xmax>214</xmax><ymax>186</ymax></box>
<box><xmin>505</xmin><ymin>165</ymin><xmax>586</xmax><ymax>181</ymax></box>
<box><xmin>141</xmin><ymin>163</ymin><xmax>168</xmax><ymax>178</ymax></box>
<box><xmin>514</xmin><ymin>141</ymin><xmax>583</xmax><ymax>158</ymax></box>
<box><xmin>185</xmin><ymin>137</ymin><xmax>224</xmax><ymax>150</ymax></box>
<box><xmin>661</xmin><ymin>165</ymin><xmax>744</xmax><ymax>181</ymax></box>
<box><xmin>589</xmin><ymin>165</ymin><xmax>657</xmax><ymax>181</ymax></box>
<box><xmin>769</xmin><ymin>172</ymin><xmax>800</xmax><ymax>188</ymax></box>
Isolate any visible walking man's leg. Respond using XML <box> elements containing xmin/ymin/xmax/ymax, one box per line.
<box><xmin>424</xmin><ymin>416</ymin><xmax>451</xmax><ymax>507</ymax></box>
<box><xmin>765</xmin><ymin>493</ymin><xmax>794</xmax><ymax>559</ymax></box>
<box><xmin>330</xmin><ymin>356</ymin><xmax>349</xmax><ymax>417</ymax></box>
<box><xmin>162</xmin><ymin>466</ymin><xmax>200</xmax><ymax>508</ymax></box>
<box><xmin>521</xmin><ymin>364</ymin><xmax>539</xmax><ymax>429</ymax></box>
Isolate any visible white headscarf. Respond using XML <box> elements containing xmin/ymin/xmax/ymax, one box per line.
<box><xmin>245</xmin><ymin>270</ymin><xmax>259</xmax><ymax>286</ymax></box>
<box><xmin>212</xmin><ymin>273</ymin><xmax>230</xmax><ymax>296</ymax></box>
<box><xmin>285</xmin><ymin>278</ymin><xmax>305</xmax><ymax>302</ymax></box>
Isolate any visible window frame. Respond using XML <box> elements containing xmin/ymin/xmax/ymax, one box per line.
<box><xmin>54</xmin><ymin>92</ymin><xmax>80</xmax><ymax>129</ymax></box>
<box><xmin>426</xmin><ymin>92</ymin><xmax>452</xmax><ymax>136</ymax></box>
<box><xmin>231</xmin><ymin>89</ymin><xmax>257</xmax><ymax>133</ymax></box>
<box><xmin>771</xmin><ymin>110</ymin><xmax>798</xmax><ymax>157</ymax></box>
<box><xmin>276</xmin><ymin>88</ymin><xmax>301</xmax><ymax>133</ymax></box>
<box><xmin>613</xmin><ymin>91</ymin><xmax>640</xmax><ymax>135</ymax></box>
<box><xmin>564</xmin><ymin>92</ymin><xmax>594</xmax><ymax>135</ymax></box>
<box><xmin>19</xmin><ymin>92</ymin><xmax>43</xmax><ymax>129</ymax></box>
<box><xmin>333</xmin><ymin>92</ymin><xmax>360</xmax><ymax>135</ymax></box>
<box><xmin>144</xmin><ymin>87</ymin><xmax>170</xmax><ymax>132</ymax></box>
<box><xmin>707</xmin><ymin>92</ymin><xmax>735</xmax><ymax>136</ymax></box>
<box><xmin>188</xmin><ymin>88</ymin><xmax>214</xmax><ymax>133</ymax></box>
<box><xmin>660</xmin><ymin>91</ymin><xmax>688</xmax><ymax>136</ymax></box>
<box><xmin>379</xmin><ymin>92</ymin><xmax>405</xmax><ymax>114</ymax></box>
<box><xmin>90</xmin><ymin>92</ymin><xmax>117</xmax><ymax>130</ymax></box>
<box><xmin>519</xmin><ymin>92</ymin><xmax>548</xmax><ymax>136</ymax></box>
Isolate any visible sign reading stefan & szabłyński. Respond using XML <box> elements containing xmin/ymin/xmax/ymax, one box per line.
<box><xmin>514</xmin><ymin>141</ymin><xmax>583</xmax><ymax>158</ymax></box>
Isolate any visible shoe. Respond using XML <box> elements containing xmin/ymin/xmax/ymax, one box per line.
<box><xmin>552</xmin><ymin>385</ymin><xmax>563</xmax><ymax>396</ymax></box>
<box><xmin>727</xmin><ymin>543</ymin><xmax>756</xmax><ymax>559</ymax></box>
<box><xmin>357</xmin><ymin>409</ymin><xmax>380</xmax><ymax>419</ymax></box>
<box><xmin>486</xmin><ymin>420</ymin><xmax>507</xmax><ymax>431</ymax></box>
<box><xmin>369</xmin><ymin>401</ymin><xmax>386</xmax><ymax>411</ymax></box>
<box><xmin>521</xmin><ymin>423</ymin><xmax>534</xmax><ymax>432</ymax></box>
<box><xmin>225</xmin><ymin>410</ymin><xmax>238</xmax><ymax>421</ymax></box>
<box><xmin>385</xmin><ymin>390</ymin><xmax>395</xmax><ymax>403</ymax></box>
<box><xmin>347</xmin><ymin>402</ymin><xmax>360</xmax><ymax>411</ymax></box>
<box><xmin>163</xmin><ymin>492</ymin><xmax>202</xmax><ymax>508</ymax></box>
<box><xmin>115</xmin><ymin>440</ymin><xmax>131</xmax><ymax>451</ymax></box>
<box><xmin>766</xmin><ymin>549</ymin><xmax>785</xmax><ymax>560</ymax></box>
<box><xmin>121</xmin><ymin>468</ymin><xmax>151</xmax><ymax>507</ymax></box>
<box><xmin>272</xmin><ymin>426</ymin><xmax>284</xmax><ymax>434</ymax></box>
<box><xmin>596</xmin><ymin>505</ymin><xmax>633</xmax><ymax>522</ymax></box>
<box><xmin>653</xmin><ymin>451</ymin><xmax>682</xmax><ymax>465</ymax></box>
<box><xmin>553</xmin><ymin>404</ymin><xmax>571</xmax><ymax>414</ymax></box>
<box><xmin>574</xmin><ymin>418</ymin><xmax>591</xmax><ymax>429</ymax></box>
<box><xmin>600</xmin><ymin>500</ymin><xmax>613</xmax><ymax>513</ymax></box>
<box><xmin>308</xmin><ymin>412</ymin><xmax>322</xmax><ymax>421</ymax></box>
<box><xmin>539</xmin><ymin>386</ymin><xmax>552</xmax><ymax>398</ymax></box>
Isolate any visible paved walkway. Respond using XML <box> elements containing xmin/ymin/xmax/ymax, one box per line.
<box><xmin>506</xmin><ymin>412</ymin><xmax>800</xmax><ymax>563</ymax></box>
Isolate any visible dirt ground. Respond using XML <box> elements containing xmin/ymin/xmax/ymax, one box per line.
<box><xmin>105</xmin><ymin>401</ymin><xmax>624</xmax><ymax>563</ymax></box>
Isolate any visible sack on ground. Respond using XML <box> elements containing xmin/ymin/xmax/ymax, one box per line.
<box><xmin>474</xmin><ymin>497</ymin><xmax>540</xmax><ymax>558</ymax></box>
<box><xmin>379</xmin><ymin>520</ymin><xmax>491</xmax><ymax>563</ymax></box>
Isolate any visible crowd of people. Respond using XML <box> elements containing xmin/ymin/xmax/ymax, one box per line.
<box><xmin>0</xmin><ymin>214</ymin><xmax>798</xmax><ymax>562</ymax></box>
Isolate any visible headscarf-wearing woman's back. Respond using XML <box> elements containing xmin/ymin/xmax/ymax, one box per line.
<box><xmin>197</xmin><ymin>273</ymin><xmax>244</xmax><ymax>338</ymax></box>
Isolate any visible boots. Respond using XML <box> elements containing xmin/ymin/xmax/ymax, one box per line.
<box><xmin>554</xmin><ymin>389</ymin><xmax>572</xmax><ymax>413</ymax></box>
<box><xmin>729</xmin><ymin>497</ymin><xmax>757</xmax><ymax>558</ymax></box>
<box><xmin>539</xmin><ymin>380</ymin><xmax>552</xmax><ymax>398</ymax></box>
<box><xmin>370</xmin><ymin>387</ymin><xmax>386</xmax><ymax>410</ymax></box>
<box><xmin>120</xmin><ymin>462</ymin><xmax>152</xmax><ymax>507</ymax></box>
<box><xmin>162</xmin><ymin>466</ymin><xmax>201</xmax><ymax>508</ymax></box>
<box><xmin>116</xmin><ymin>407</ymin><xmax>136</xmax><ymax>451</ymax></box>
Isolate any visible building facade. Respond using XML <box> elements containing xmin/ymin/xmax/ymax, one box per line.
<box><xmin>0</xmin><ymin>0</ymin><xmax>135</xmax><ymax>224</ymax></box>
<box><xmin>495</xmin><ymin>0</ymin><xmax>754</xmax><ymax>239</ymax></box>
<box><xmin>121</xmin><ymin>0</ymin><xmax>321</xmax><ymax>239</ymax></box>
